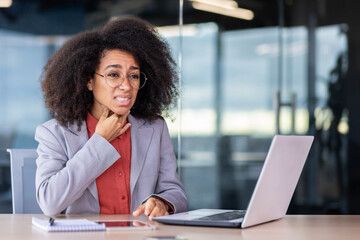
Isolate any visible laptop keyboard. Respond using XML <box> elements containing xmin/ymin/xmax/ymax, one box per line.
<box><xmin>196</xmin><ymin>210</ymin><xmax>246</xmax><ymax>221</ymax></box>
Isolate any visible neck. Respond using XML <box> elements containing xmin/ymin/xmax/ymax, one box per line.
<box><xmin>89</xmin><ymin>104</ymin><xmax>102</xmax><ymax>120</ymax></box>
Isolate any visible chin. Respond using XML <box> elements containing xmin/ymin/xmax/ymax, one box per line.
<box><xmin>112</xmin><ymin>108</ymin><xmax>131</xmax><ymax>116</ymax></box>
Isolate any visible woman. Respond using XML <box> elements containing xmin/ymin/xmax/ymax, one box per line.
<box><xmin>35</xmin><ymin>17</ymin><xmax>188</xmax><ymax>219</ymax></box>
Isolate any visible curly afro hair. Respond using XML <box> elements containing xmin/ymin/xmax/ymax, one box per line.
<box><xmin>41</xmin><ymin>17</ymin><xmax>178</xmax><ymax>129</ymax></box>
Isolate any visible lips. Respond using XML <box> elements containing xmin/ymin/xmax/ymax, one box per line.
<box><xmin>115</xmin><ymin>97</ymin><xmax>130</xmax><ymax>101</ymax></box>
<box><xmin>114</xmin><ymin>96</ymin><xmax>131</xmax><ymax>106</ymax></box>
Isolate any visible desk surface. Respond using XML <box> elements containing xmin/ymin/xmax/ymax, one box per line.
<box><xmin>1</xmin><ymin>214</ymin><xmax>360</xmax><ymax>240</ymax></box>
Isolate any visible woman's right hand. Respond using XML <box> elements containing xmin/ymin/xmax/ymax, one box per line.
<box><xmin>95</xmin><ymin>107</ymin><xmax>131</xmax><ymax>142</ymax></box>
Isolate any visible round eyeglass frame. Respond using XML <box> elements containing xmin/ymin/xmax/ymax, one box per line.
<box><xmin>94</xmin><ymin>71</ymin><xmax>147</xmax><ymax>90</ymax></box>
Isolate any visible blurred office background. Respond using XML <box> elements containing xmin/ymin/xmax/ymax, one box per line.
<box><xmin>0</xmin><ymin>0</ymin><xmax>359</xmax><ymax>214</ymax></box>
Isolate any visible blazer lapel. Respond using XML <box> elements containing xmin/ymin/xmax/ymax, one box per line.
<box><xmin>64</xmin><ymin>121</ymin><xmax>99</xmax><ymax>202</ymax></box>
<box><xmin>129</xmin><ymin>115</ymin><xmax>154</xmax><ymax>195</ymax></box>
<box><xmin>64</xmin><ymin>121</ymin><xmax>88</xmax><ymax>157</ymax></box>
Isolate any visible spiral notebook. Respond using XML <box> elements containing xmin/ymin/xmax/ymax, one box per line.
<box><xmin>32</xmin><ymin>217</ymin><xmax>106</xmax><ymax>232</ymax></box>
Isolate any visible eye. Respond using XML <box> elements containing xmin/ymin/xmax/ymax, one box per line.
<box><xmin>128</xmin><ymin>73</ymin><xmax>140</xmax><ymax>80</ymax></box>
<box><xmin>107</xmin><ymin>72</ymin><xmax>119</xmax><ymax>78</ymax></box>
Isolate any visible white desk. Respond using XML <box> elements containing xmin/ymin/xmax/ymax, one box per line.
<box><xmin>1</xmin><ymin>214</ymin><xmax>359</xmax><ymax>240</ymax></box>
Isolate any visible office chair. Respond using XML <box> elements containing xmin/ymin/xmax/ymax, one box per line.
<box><xmin>7</xmin><ymin>149</ymin><xmax>43</xmax><ymax>214</ymax></box>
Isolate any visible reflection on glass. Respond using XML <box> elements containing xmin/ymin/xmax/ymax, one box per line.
<box><xmin>0</xmin><ymin>17</ymin><xmax>349</xmax><ymax>212</ymax></box>
<box><xmin>222</xmin><ymin>26</ymin><xmax>308</xmax><ymax>136</ymax></box>
<box><xmin>159</xmin><ymin>23</ymin><xmax>218</xmax><ymax>137</ymax></box>
<box><xmin>159</xmin><ymin>22</ymin><xmax>348</xmax><ymax>211</ymax></box>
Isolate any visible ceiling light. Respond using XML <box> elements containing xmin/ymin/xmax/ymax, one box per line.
<box><xmin>0</xmin><ymin>0</ymin><xmax>12</xmax><ymax>8</ymax></box>
<box><xmin>191</xmin><ymin>0</ymin><xmax>254</xmax><ymax>21</ymax></box>
<box><xmin>190</xmin><ymin>0</ymin><xmax>238</xmax><ymax>10</ymax></box>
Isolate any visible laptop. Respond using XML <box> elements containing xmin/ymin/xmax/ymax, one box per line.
<box><xmin>154</xmin><ymin>135</ymin><xmax>314</xmax><ymax>228</ymax></box>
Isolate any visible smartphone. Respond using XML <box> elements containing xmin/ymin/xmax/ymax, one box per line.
<box><xmin>144</xmin><ymin>237</ymin><xmax>186</xmax><ymax>240</ymax></box>
<box><xmin>96</xmin><ymin>220</ymin><xmax>156</xmax><ymax>230</ymax></box>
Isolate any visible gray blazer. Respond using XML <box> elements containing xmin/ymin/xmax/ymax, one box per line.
<box><xmin>35</xmin><ymin>115</ymin><xmax>188</xmax><ymax>216</ymax></box>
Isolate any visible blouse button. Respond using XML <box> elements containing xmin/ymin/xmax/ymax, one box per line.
<box><xmin>118</xmin><ymin>172</ymin><xmax>122</xmax><ymax>177</ymax></box>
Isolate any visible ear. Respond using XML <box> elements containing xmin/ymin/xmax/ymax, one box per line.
<box><xmin>87</xmin><ymin>79</ymin><xmax>93</xmax><ymax>91</ymax></box>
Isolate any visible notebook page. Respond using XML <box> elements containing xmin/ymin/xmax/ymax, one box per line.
<box><xmin>32</xmin><ymin>217</ymin><xmax>106</xmax><ymax>232</ymax></box>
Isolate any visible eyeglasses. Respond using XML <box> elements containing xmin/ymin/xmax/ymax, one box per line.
<box><xmin>94</xmin><ymin>70</ymin><xmax>147</xmax><ymax>90</ymax></box>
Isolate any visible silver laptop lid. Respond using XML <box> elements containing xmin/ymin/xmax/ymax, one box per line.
<box><xmin>242</xmin><ymin>135</ymin><xmax>313</xmax><ymax>228</ymax></box>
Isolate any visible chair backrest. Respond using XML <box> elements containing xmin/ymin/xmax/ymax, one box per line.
<box><xmin>7</xmin><ymin>149</ymin><xmax>42</xmax><ymax>214</ymax></box>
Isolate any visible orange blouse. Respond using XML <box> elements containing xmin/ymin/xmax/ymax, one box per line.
<box><xmin>86</xmin><ymin>112</ymin><xmax>131</xmax><ymax>214</ymax></box>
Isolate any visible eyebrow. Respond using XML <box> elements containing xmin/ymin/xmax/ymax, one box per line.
<box><xmin>104</xmin><ymin>64</ymin><xmax>140</xmax><ymax>71</ymax></box>
<box><xmin>104</xmin><ymin>64</ymin><xmax>121</xmax><ymax>70</ymax></box>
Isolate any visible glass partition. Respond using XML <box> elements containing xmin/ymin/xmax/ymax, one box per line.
<box><xmin>177</xmin><ymin>1</ymin><xmax>349</xmax><ymax>213</ymax></box>
<box><xmin>0</xmin><ymin>0</ymin><xmax>352</xmax><ymax>214</ymax></box>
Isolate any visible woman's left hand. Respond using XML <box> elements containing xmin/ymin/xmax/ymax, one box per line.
<box><xmin>132</xmin><ymin>197</ymin><xmax>169</xmax><ymax>220</ymax></box>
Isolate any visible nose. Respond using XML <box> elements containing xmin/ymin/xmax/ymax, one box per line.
<box><xmin>119</xmin><ymin>76</ymin><xmax>132</xmax><ymax>90</ymax></box>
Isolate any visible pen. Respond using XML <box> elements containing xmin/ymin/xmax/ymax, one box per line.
<box><xmin>49</xmin><ymin>217</ymin><xmax>55</xmax><ymax>226</ymax></box>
